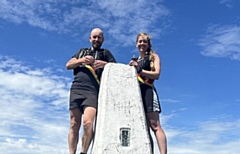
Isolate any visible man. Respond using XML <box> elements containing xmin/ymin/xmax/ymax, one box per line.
<box><xmin>66</xmin><ymin>28</ymin><xmax>116</xmax><ymax>154</ymax></box>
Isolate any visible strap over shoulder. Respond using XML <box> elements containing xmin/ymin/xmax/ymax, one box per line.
<box><xmin>78</xmin><ymin>48</ymin><xmax>90</xmax><ymax>59</ymax></box>
<box><xmin>77</xmin><ymin>47</ymin><xmax>109</xmax><ymax>61</ymax></box>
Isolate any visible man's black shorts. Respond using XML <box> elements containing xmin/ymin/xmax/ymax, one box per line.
<box><xmin>69</xmin><ymin>89</ymin><xmax>98</xmax><ymax>113</ymax></box>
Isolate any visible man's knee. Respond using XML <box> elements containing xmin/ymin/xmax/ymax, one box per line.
<box><xmin>70</xmin><ymin>116</ymin><xmax>81</xmax><ymax>131</ymax></box>
<box><xmin>83</xmin><ymin>119</ymin><xmax>94</xmax><ymax>130</ymax></box>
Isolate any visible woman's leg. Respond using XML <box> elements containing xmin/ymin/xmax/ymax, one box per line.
<box><xmin>146</xmin><ymin>112</ymin><xmax>167</xmax><ymax>154</ymax></box>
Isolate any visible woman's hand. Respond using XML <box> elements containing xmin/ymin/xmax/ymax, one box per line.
<box><xmin>129</xmin><ymin>60</ymin><xmax>138</xmax><ymax>67</ymax></box>
<box><xmin>129</xmin><ymin>60</ymin><xmax>142</xmax><ymax>74</ymax></box>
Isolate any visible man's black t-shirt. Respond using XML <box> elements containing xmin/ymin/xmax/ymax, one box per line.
<box><xmin>70</xmin><ymin>48</ymin><xmax>116</xmax><ymax>94</ymax></box>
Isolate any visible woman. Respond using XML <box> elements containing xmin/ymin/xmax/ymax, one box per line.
<box><xmin>129</xmin><ymin>32</ymin><xmax>167</xmax><ymax>154</ymax></box>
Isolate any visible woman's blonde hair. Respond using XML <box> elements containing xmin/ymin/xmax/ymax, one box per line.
<box><xmin>136</xmin><ymin>32</ymin><xmax>155</xmax><ymax>71</ymax></box>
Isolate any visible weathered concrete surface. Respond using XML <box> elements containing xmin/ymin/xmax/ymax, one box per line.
<box><xmin>91</xmin><ymin>63</ymin><xmax>152</xmax><ymax>154</ymax></box>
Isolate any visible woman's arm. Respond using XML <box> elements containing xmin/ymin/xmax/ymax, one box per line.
<box><xmin>140</xmin><ymin>53</ymin><xmax>161</xmax><ymax>80</ymax></box>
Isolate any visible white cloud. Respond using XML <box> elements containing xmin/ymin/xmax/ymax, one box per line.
<box><xmin>161</xmin><ymin>98</ymin><xmax>180</xmax><ymax>103</ymax></box>
<box><xmin>0</xmin><ymin>0</ymin><xmax>170</xmax><ymax>46</ymax></box>
<box><xmin>0</xmin><ymin>55</ymin><xmax>70</xmax><ymax>154</ymax></box>
<box><xmin>166</xmin><ymin>118</ymin><xmax>240</xmax><ymax>154</ymax></box>
<box><xmin>2</xmin><ymin>55</ymin><xmax>239</xmax><ymax>154</ymax></box>
<box><xmin>199</xmin><ymin>25</ymin><xmax>240</xmax><ymax>60</ymax></box>
<box><xmin>219</xmin><ymin>0</ymin><xmax>233</xmax><ymax>8</ymax></box>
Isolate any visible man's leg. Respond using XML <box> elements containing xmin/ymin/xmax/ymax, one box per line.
<box><xmin>147</xmin><ymin>112</ymin><xmax>167</xmax><ymax>154</ymax></box>
<box><xmin>81</xmin><ymin>106</ymin><xmax>96</xmax><ymax>153</ymax></box>
<box><xmin>68</xmin><ymin>108</ymin><xmax>82</xmax><ymax>154</ymax></box>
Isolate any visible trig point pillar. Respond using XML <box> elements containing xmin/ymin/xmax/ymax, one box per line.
<box><xmin>91</xmin><ymin>63</ymin><xmax>152</xmax><ymax>154</ymax></box>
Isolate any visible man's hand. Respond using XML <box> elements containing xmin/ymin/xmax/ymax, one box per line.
<box><xmin>84</xmin><ymin>55</ymin><xmax>95</xmax><ymax>65</ymax></box>
<box><xmin>94</xmin><ymin>60</ymin><xmax>107</xmax><ymax>69</ymax></box>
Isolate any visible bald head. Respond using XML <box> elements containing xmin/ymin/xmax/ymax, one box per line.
<box><xmin>90</xmin><ymin>28</ymin><xmax>104</xmax><ymax>37</ymax></box>
<box><xmin>89</xmin><ymin>28</ymin><xmax>104</xmax><ymax>49</ymax></box>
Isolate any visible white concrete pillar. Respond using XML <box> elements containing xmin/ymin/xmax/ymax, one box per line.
<box><xmin>91</xmin><ymin>63</ymin><xmax>152</xmax><ymax>154</ymax></box>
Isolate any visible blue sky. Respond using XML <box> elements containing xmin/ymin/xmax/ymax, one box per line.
<box><xmin>0</xmin><ymin>0</ymin><xmax>240</xmax><ymax>154</ymax></box>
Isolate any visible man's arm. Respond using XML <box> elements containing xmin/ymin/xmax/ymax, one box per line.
<box><xmin>104</xmin><ymin>49</ymin><xmax>117</xmax><ymax>63</ymax></box>
<box><xmin>93</xmin><ymin>50</ymin><xmax>116</xmax><ymax>69</ymax></box>
<box><xmin>66</xmin><ymin>57</ymin><xmax>85</xmax><ymax>70</ymax></box>
<box><xmin>66</xmin><ymin>54</ymin><xmax>95</xmax><ymax>70</ymax></box>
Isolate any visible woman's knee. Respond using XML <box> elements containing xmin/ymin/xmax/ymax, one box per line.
<box><xmin>149</xmin><ymin>121</ymin><xmax>161</xmax><ymax>132</ymax></box>
<box><xmin>147</xmin><ymin>112</ymin><xmax>161</xmax><ymax>131</ymax></box>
